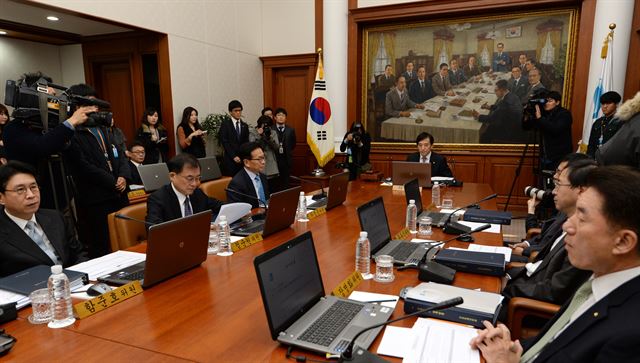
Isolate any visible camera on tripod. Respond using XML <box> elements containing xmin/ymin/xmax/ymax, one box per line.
<box><xmin>523</xmin><ymin>90</ymin><xmax>547</xmax><ymax>118</ymax></box>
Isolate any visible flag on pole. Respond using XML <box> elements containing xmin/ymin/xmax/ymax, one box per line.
<box><xmin>579</xmin><ymin>26</ymin><xmax>615</xmax><ymax>153</ymax></box>
<box><xmin>307</xmin><ymin>49</ymin><xmax>334</xmax><ymax>167</ymax></box>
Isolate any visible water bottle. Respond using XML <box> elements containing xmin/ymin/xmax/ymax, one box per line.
<box><xmin>47</xmin><ymin>265</ymin><xmax>75</xmax><ymax>329</ymax></box>
<box><xmin>296</xmin><ymin>191</ymin><xmax>309</xmax><ymax>222</ymax></box>
<box><xmin>355</xmin><ymin>231</ymin><xmax>373</xmax><ymax>280</ymax></box>
<box><xmin>216</xmin><ymin>215</ymin><xmax>233</xmax><ymax>256</ymax></box>
<box><xmin>207</xmin><ymin>222</ymin><xmax>219</xmax><ymax>255</ymax></box>
<box><xmin>432</xmin><ymin>181</ymin><xmax>441</xmax><ymax>208</ymax></box>
<box><xmin>406</xmin><ymin>199</ymin><xmax>417</xmax><ymax>234</ymax></box>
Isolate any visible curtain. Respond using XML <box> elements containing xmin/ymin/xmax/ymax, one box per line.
<box><xmin>535</xmin><ymin>20</ymin><xmax>563</xmax><ymax>64</ymax></box>
<box><xmin>383</xmin><ymin>32</ymin><xmax>396</xmax><ymax>73</ymax></box>
<box><xmin>477</xmin><ymin>38</ymin><xmax>494</xmax><ymax>69</ymax></box>
<box><xmin>367</xmin><ymin>33</ymin><xmax>381</xmax><ymax>85</ymax></box>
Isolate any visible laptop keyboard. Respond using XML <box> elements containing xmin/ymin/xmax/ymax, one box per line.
<box><xmin>389</xmin><ymin>242</ymin><xmax>418</xmax><ymax>261</ymax></box>
<box><xmin>298</xmin><ymin>300</ymin><xmax>363</xmax><ymax>347</ymax></box>
<box><xmin>120</xmin><ymin>269</ymin><xmax>145</xmax><ymax>281</ymax></box>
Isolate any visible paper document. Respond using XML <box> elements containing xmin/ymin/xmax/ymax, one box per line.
<box><xmin>69</xmin><ymin>250</ymin><xmax>146</xmax><ymax>280</ymax></box>
<box><xmin>214</xmin><ymin>202</ymin><xmax>252</xmax><ymax>224</ymax></box>
<box><xmin>377</xmin><ymin>326</ymin><xmax>413</xmax><ymax>358</ymax></box>
<box><xmin>403</xmin><ymin>318</ymin><xmax>480</xmax><ymax>363</ymax></box>
<box><xmin>456</xmin><ymin>220</ymin><xmax>501</xmax><ymax>234</ymax></box>
<box><xmin>0</xmin><ymin>289</ymin><xmax>29</xmax><ymax>309</ymax></box>
<box><xmin>468</xmin><ymin>244</ymin><xmax>512</xmax><ymax>261</ymax></box>
<box><xmin>431</xmin><ymin>176</ymin><xmax>454</xmax><ymax>182</ymax></box>
<box><xmin>348</xmin><ymin>291</ymin><xmax>399</xmax><ymax>309</ymax></box>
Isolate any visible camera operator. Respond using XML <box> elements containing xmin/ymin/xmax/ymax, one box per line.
<box><xmin>63</xmin><ymin>83</ymin><xmax>130</xmax><ymax>258</ymax></box>
<box><xmin>3</xmin><ymin>72</ymin><xmax>97</xmax><ymax>210</ymax></box>
<box><xmin>340</xmin><ymin>122</ymin><xmax>371</xmax><ymax>181</ymax></box>
<box><xmin>525</xmin><ymin>90</ymin><xmax>573</xmax><ymax>172</ymax></box>
<box><xmin>249</xmin><ymin>115</ymin><xmax>280</xmax><ymax>191</ymax></box>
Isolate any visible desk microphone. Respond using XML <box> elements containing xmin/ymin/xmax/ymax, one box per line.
<box><xmin>442</xmin><ymin>193</ymin><xmax>497</xmax><ymax>235</ymax></box>
<box><xmin>114</xmin><ymin>214</ymin><xmax>155</xmax><ymax>226</ymax></box>
<box><xmin>225</xmin><ymin>188</ymin><xmax>268</xmax><ymax>208</ymax></box>
<box><xmin>290</xmin><ymin>175</ymin><xmax>327</xmax><ymax>200</ymax></box>
<box><xmin>338</xmin><ymin>297</ymin><xmax>464</xmax><ymax>363</ymax></box>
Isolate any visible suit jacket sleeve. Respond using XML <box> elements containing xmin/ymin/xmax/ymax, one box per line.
<box><xmin>537</xmin><ymin>108</ymin><xmax>572</xmax><ymax>133</ymax></box>
<box><xmin>146</xmin><ymin>190</ymin><xmax>166</xmax><ymax>225</ymax></box>
<box><xmin>220</xmin><ymin>120</ymin><xmax>240</xmax><ymax>159</ymax></box>
<box><xmin>385</xmin><ymin>91</ymin><xmax>400</xmax><ymax>118</ymax></box>
<box><xmin>2</xmin><ymin>121</ymin><xmax>75</xmax><ymax>159</ymax></box>
<box><xmin>432</xmin><ymin>76</ymin><xmax>445</xmax><ymax>96</ymax></box>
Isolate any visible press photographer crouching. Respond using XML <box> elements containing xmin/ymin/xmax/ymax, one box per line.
<box><xmin>339</xmin><ymin>122</ymin><xmax>371</xmax><ymax>181</ymax></box>
<box><xmin>3</xmin><ymin>72</ymin><xmax>99</xmax><ymax>210</ymax></box>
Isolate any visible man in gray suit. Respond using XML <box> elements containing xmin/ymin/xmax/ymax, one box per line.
<box><xmin>385</xmin><ymin>76</ymin><xmax>424</xmax><ymax>118</ymax></box>
<box><xmin>431</xmin><ymin>63</ymin><xmax>455</xmax><ymax>97</ymax></box>
<box><xmin>524</xmin><ymin>68</ymin><xmax>546</xmax><ymax>104</ymax></box>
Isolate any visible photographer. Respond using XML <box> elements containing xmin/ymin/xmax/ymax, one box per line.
<box><xmin>340</xmin><ymin>122</ymin><xmax>371</xmax><ymax>181</ymax></box>
<box><xmin>3</xmin><ymin>72</ymin><xmax>97</xmax><ymax>210</ymax></box>
<box><xmin>249</xmin><ymin>115</ymin><xmax>279</xmax><ymax>190</ymax></box>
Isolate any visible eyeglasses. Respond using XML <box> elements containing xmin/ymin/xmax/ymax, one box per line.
<box><xmin>553</xmin><ymin>179</ymin><xmax>572</xmax><ymax>188</ymax></box>
<box><xmin>131</xmin><ymin>150</ymin><xmax>145</xmax><ymax>154</ymax></box>
<box><xmin>4</xmin><ymin>184</ymin><xmax>40</xmax><ymax>195</ymax></box>
<box><xmin>177</xmin><ymin>174</ymin><xmax>201</xmax><ymax>183</ymax></box>
<box><xmin>250</xmin><ymin>157</ymin><xmax>266</xmax><ymax>162</ymax></box>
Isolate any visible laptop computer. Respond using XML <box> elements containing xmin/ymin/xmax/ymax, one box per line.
<box><xmin>231</xmin><ymin>186</ymin><xmax>301</xmax><ymax>237</ymax></box>
<box><xmin>98</xmin><ymin>210</ymin><xmax>211</xmax><ymax>288</ymax></box>
<box><xmin>403</xmin><ymin>178</ymin><xmax>450</xmax><ymax>228</ymax></box>
<box><xmin>198</xmin><ymin>157</ymin><xmax>222</xmax><ymax>182</ymax></box>
<box><xmin>357</xmin><ymin>197</ymin><xmax>429</xmax><ymax>265</ymax></box>
<box><xmin>392</xmin><ymin>161</ymin><xmax>432</xmax><ymax>188</ymax></box>
<box><xmin>254</xmin><ymin>231</ymin><xmax>394</xmax><ymax>355</ymax></box>
<box><xmin>307</xmin><ymin>171</ymin><xmax>350</xmax><ymax>210</ymax></box>
<box><xmin>138</xmin><ymin>163</ymin><xmax>170</xmax><ymax>192</ymax></box>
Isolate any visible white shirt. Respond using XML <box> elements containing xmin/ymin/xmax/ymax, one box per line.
<box><xmin>525</xmin><ymin>232</ymin><xmax>566</xmax><ymax>277</ymax></box>
<box><xmin>171</xmin><ymin>183</ymin><xmax>191</xmax><ymax>218</ymax></box>
<box><xmin>395</xmin><ymin>88</ymin><xmax>406</xmax><ymax>99</ymax></box>
<box><xmin>232</xmin><ymin>117</ymin><xmax>242</xmax><ymax>134</ymax></box>
<box><xmin>244</xmin><ymin>167</ymin><xmax>262</xmax><ymax>202</ymax></box>
<box><xmin>130</xmin><ymin>160</ymin><xmax>142</xmax><ymax>168</ymax></box>
<box><xmin>420</xmin><ymin>152</ymin><xmax>431</xmax><ymax>164</ymax></box>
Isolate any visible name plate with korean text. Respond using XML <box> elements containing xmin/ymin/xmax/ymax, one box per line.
<box><xmin>331</xmin><ymin>271</ymin><xmax>364</xmax><ymax>298</ymax></box>
<box><xmin>394</xmin><ymin>228</ymin><xmax>411</xmax><ymax>240</ymax></box>
<box><xmin>74</xmin><ymin>281</ymin><xmax>143</xmax><ymax>319</ymax></box>
<box><xmin>231</xmin><ymin>233</ymin><xmax>263</xmax><ymax>253</ymax></box>
<box><xmin>307</xmin><ymin>207</ymin><xmax>326</xmax><ymax>220</ymax></box>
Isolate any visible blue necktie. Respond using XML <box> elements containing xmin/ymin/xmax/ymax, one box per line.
<box><xmin>25</xmin><ymin>221</ymin><xmax>61</xmax><ymax>264</ymax></box>
<box><xmin>254</xmin><ymin>175</ymin><xmax>266</xmax><ymax>205</ymax></box>
<box><xmin>184</xmin><ymin>197</ymin><xmax>193</xmax><ymax>217</ymax></box>
<box><xmin>235</xmin><ymin>121</ymin><xmax>241</xmax><ymax>140</ymax></box>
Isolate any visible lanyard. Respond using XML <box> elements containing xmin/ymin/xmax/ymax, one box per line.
<box><xmin>88</xmin><ymin>127</ymin><xmax>113</xmax><ymax>172</ymax></box>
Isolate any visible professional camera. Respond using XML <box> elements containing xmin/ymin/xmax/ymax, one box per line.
<box><xmin>523</xmin><ymin>90</ymin><xmax>547</xmax><ymax>118</ymax></box>
<box><xmin>524</xmin><ymin>186</ymin><xmax>552</xmax><ymax>201</ymax></box>
<box><xmin>351</xmin><ymin>123</ymin><xmax>364</xmax><ymax>144</ymax></box>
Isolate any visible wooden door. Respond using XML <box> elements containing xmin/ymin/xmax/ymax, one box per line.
<box><xmin>92</xmin><ymin>59</ymin><xmax>136</xmax><ymax>143</ymax></box>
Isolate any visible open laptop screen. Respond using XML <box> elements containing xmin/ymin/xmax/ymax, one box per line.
<box><xmin>357</xmin><ymin>197</ymin><xmax>392</xmax><ymax>254</ymax></box>
<box><xmin>403</xmin><ymin>178</ymin><xmax>423</xmax><ymax>213</ymax></box>
<box><xmin>254</xmin><ymin>232</ymin><xmax>325</xmax><ymax>340</ymax></box>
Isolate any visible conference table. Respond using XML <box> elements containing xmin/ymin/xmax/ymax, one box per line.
<box><xmin>3</xmin><ymin>181</ymin><xmax>503</xmax><ymax>362</ymax></box>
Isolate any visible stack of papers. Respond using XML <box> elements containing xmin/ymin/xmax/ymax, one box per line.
<box><xmin>69</xmin><ymin>250</ymin><xmax>146</xmax><ymax>280</ymax></box>
<box><xmin>0</xmin><ymin>289</ymin><xmax>29</xmax><ymax>309</ymax></box>
<box><xmin>467</xmin><ymin>244</ymin><xmax>512</xmax><ymax>261</ymax></box>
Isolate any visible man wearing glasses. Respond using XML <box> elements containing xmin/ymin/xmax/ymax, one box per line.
<box><xmin>145</xmin><ymin>153</ymin><xmax>223</xmax><ymax>225</ymax></box>
<box><xmin>0</xmin><ymin>161</ymin><xmax>85</xmax><ymax>277</ymax></box>
<box><xmin>226</xmin><ymin>142</ymin><xmax>270</xmax><ymax>209</ymax></box>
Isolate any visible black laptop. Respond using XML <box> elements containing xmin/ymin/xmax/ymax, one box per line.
<box><xmin>403</xmin><ymin>178</ymin><xmax>450</xmax><ymax>228</ymax></box>
<box><xmin>231</xmin><ymin>186</ymin><xmax>301</xmax><ymax>237</ymax></box>
<box><xmin>254</xmin><ymin>231</ymin><xmax>394</xmax><ymax>355</ymax></box>
<box><xmin>307</xmin><ymin>171</ymin><xmax>350</xmax><ymax>210</ymax></box>
<box><xmin>357</xmin><ymin>197</ymin><xmax>429</xmax><ymax>265</ymax></box>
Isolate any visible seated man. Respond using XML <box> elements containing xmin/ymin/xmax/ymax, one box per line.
<box><xmin>406</xmin><ymin>132</ymin><xmax>453</xmax><ymax>177</ymax></box>
<box><xmin>126</xmin><ymin>141</ymin><xmax>145</xmax><ymax>185</ymax></box>
<box><xmin>448</xmin><ymin>58</ymin><xmax>466</xmax><ymax>86</ymax></box>
<box><xmin>385</xmin><ymin>76</ymin><xmax>424</xmax><ymax>118</ymax></box>
<box><xmin>431</xmin><ymin>63</ymin><xmax>456</xmax><ymax>97</ymax></box>
<box><xmin>470</xmin><ymin>165</ymin><xmax>640</xmax><ymax>363</ymax></box>
<box><xmin>226</xmin><ymin>142</ymin><xmax>271</xmax><ymax>209</ymax></box>
<box><xmin>463</xmin><ymin>55</ymin><xmax>482</xmax><ymax>79</ymax></box>
<box><xmin>0</xmin><ymin>161</ymin><xmax>85</xmax><ymax>277</ymax></box>
<box><xmin>499</xmin><ymin>158</ymin><xmax>596</xmax><ymax>319</ymax></box>
<box><xmin>408</xmin><ymin>65</ymin><xmax>434</xmax><ymax>104</ymax></box>
<box><xmin>146</xmin><ymin>153</ymin><xmax>223</xmax><ymax>225</ymax></box>
<box><xmin>508</xmin><ymin>65</ymin><xmax>528</xmax><ymax>102</ymax></box>
<box><xmin>473</xmin><ymin>80</ymin><xmax>526</xmax><ymax>144</ymax></box>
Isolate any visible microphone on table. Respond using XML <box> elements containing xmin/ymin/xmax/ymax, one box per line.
<box><xmin>225</xmin><ymin>188</ymin><xmax>268</xmax><ymax>209</ymax></box>
<box><xmin>442</xmin><ymin>193</ymin><xmax>497</xmax><ymax>236</ymax></box>
<box><xmin>115</xmin><ymin>214</ymin><xmax>156</xmax><ymax>227</ymax></box>
<box><xmin>338</xmin><ymin>297</ymin><xmax>464</xmax><ymax>363</ymax></box>
<box><xmin>290</xmin><ymin>175</ymin><xmax>327</xmax><ymax>200</ymax></box>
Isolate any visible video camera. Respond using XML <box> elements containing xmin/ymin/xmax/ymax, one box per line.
<box><xmin>4</xmin><ymin>77</ymin><xmax>112</xmax><ymax>130</ymax></box>
<box><xmin>523</xmin><ymin>90</ymin><xmax>547</xmax><ymax>118</ymax></box>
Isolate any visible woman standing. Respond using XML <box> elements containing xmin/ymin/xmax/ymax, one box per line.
<box><xmin>0</xmin><ymin>103</ymin><xmax>9</xmax><ymax>147</ymax></box>
<box><xmin>177</xmin><ymin>106</ymin><xmax>206</xmax><ymax>158</ymax></box>
<box><xmin>135</xmin><ymin>107</ymin><xmax>168</xmax><ymax>164</ymax></box>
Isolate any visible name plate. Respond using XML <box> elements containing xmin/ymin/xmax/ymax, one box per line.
<box><xmin>307</xmin><ymin>207</ymin><xmax>326</xmax><ymax>220</ymax></box>
<box><xmin>127</xmin><ymin>189</ymin><xmax>146</xmax><ymax>199</ymax></box>
<box><xmin>231</xmin><ymin>233</ymin><xmax>263</xmax><ymax>253</ymax></box>
<box><xmin>394</xmin><ymin>228</ymin><xmax>411</xmax><ymax>240</ymax></box>
<box><xmin>331</xmin><ymin>271</ymin><xmax>364</xmax><ymax>298</ymax></box>
<box><xmin>73</xmin><ymin>280</ymin><xmax>143</xmax><ymax>319</ymax></box>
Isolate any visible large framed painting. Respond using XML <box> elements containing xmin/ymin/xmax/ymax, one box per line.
<box><xmin>362</xmin><ymin>8</ymin><xmax>579</xmax><ymax>146</ymax></box>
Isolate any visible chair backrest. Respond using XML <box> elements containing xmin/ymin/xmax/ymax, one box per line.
<box><xmin>199</xmin><ymin>176</ymin><xmax>231</xmax><ymax>202</ymax></box>
<box><xmin>107</xmin><ymin>203</ymin><xmax>148</xmax><ymax>252</ymax></box>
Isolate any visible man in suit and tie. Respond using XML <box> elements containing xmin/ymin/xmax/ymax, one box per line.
<box><xmin>471</xmin><ymin>165</ymin><xmax>640</xmax><ymax>363</ymax></box>
<box><xmin>0</xmin><ymin>161</ymin><xmax>85</xmax><ymax>277</ymax></box>
<box><xmin>431</xmin><ymin>63</ymin><xmax>456</xmax><ymax>97</ymax></box>
<box><xmin>463</xmin><ymin>55</ymin><xmax>482</xmax><ymax>79</ymax></box>
<box><xmin>524</xmin><ymin>68</ymin><xmax>546</xmax><ymax>104</ymax></box>
<box><xmin>406</xmin><ymin>132</ymin><xmax>453</xmax><ymax>177</ymax></box>
<box><xmin>226</xmin><ymin>142</ymin><xmax>271</xmax><ymax>209</ymax></box>
<box><xmin>473</xmin><ymin>80</ymin><xmax>526</xmax><ymax>144</ymax></box>
<box><xmin>492</xmin><ymin>42</ymin><xmax>511</xmax><ymax>72</ymax></box>
<box><xmin>126</xmin><ymin>142</ymin><xmax>145</xmax><ymax>185</ymax></box>
<box><xmin>145</xmin><ymin>153</ymin><xmax>223</xmax><ymax>225</ymax></box>
<box><xmin>385</xmin><ymin>76</ymin><xmax>425</xmax><ymax>118</ymax></box>
<box><xmin>449</xmin><ymin>58</ymin><xmax>466</xmax><ymax>86</ymax></box>
<box><xmin>376</xmin><ymin>64</ymin><xmax>396</xmax><ymax>94</ymax></box>
<box><xmin>401</xmin><ymin>61</ymin><xmax>417</xmax><ymax>87</ymax></box>
<box><xmin>408</xmin><ymin>65</ymin><xmax>434</xmax><ymax>104</ymax></box>
<box><xmin>508</xmin><ymin>66</ymin><xmax>529</xmax><ymax>103</ymax></box>
<box><xmin>219</xmin><ymin>100</ymin><xmax>250</xmax><ymax>176</ymax></box>
<box><xmin>518</xmin><ymin>53</ymin><xmax>529</xmax><ymax>76</ymax></box>
<box><xmin>273</xmin><ymin>108</ymin><xmax>296</xmax><ymax>191</ymax></box>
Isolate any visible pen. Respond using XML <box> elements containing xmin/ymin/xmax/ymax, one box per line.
<box><xmin>364</xmin><ymin>299</ymin><xmax>397</xmax><ymax>303</ymax></box>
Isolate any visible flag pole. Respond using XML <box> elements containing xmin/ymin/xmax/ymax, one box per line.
<box><xmin>311</xmin><ymin>47</ymin><xmax>328</xmax><ymax>177</ymax></box>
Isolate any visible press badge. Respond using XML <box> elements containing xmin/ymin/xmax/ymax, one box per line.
<box><xmin>112</xmin><ymin>145</ymin><xmax>119</xmax><ymax>158</ymax></box>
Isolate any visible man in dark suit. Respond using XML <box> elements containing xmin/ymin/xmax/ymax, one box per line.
<box><xmin>508</xmin><ymin>66</ymin><xmax>528</xmax><ymax>102</ymax></box>
<box><xmin>523</xmin><ymin>68</ymin><xmax>546</xmax><ymax>104</ymax></box>
<box><xmin>226</xmin><ymin>142</ymin><xmax>271</xmax><ymax>209</ymax></box>
<box><xmin>431</xmin><ymin>63</ymin><xmax>455</xmax><ymax>97</ymax></box>
<box><xmin>146</xmin><ymin>153</ymin><xmax>223</xmax><ymax>225</ymax></box>
<box><xmin>406</xmin><ymin>132</ymin><xmax>453</xmax><ymax>177</ymax></box>
<box><xmin>529</xmin><ymin>90</ymin><xmax>572</xmax><ymax>172</ymax></box>
<box><xmin>463</xmin><ymin>55</ymin><xmax>482</xmax><ymax>79</ymax></box>
<box><xmin>473</xmin><ymin>80</ymin><xmax>526</xmax><ymax>144</ymax></box>
<box><xmin>376</xmin><ymin>64</ymin><xmax>396</xmax><ymax>95</ymax></box>
<box><xmin>274</xmin><ymin>108</ymin><xmax>296</xmax><ymax>191</ymax></box>
<box><xmin>385</xmin><ymin>76</ymin><xmax>425</xmax><ymax>118</ymax></box>
<box><xmin>471</xmin><ymin>166</ymin><xmax>640</xmax><ymax>363</ymax></box>
<box><xmin>400</xmin><ymin>61</ymin><xmax>417</xmax><ymax>87</ymax></box>
<box><xmin>126</xmin><ymin>142</ymin><xmax>145</xmax><ymax>185</ymax></box>
<box><xmin>0</xmin><ymin>161</ymin><xmax>85</xmax><ymax>277</ymax></box>
<box><xmin>409</xmin><ymin>65</ymin><xmax>434</xmax><ymax>104</ymax></box>
<box><xmin>219</xmin><ymin>100</ymin><xmax>250</xmax><ymax>176</ymax></box>
<box><xmin>518</xmin><ymin>53</ymin><xmax>529</xmax><ymax>76</ymax></box>
<box><xmin>448</xmin><ymin>59</ymin><xmax>466</xmax><ymax>86</ymax></box>
<box><xmin>492</xmin><ymin>42</ymin><xmax>510</xmax><ymax>72</ymax></box>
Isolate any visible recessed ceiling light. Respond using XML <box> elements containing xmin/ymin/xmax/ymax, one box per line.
<box><xmin>0</xmin><ymin>31</ymin><xmax>7</xmax><ymax>35</ymax></box>
<box><xmin>46</xmin><ymin>16</ymin><xmax>59</xmax><ymax>21</ymax></box>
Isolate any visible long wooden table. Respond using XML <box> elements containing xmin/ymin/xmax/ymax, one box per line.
<box><xmin>2</xmin><ymin>181</ymin><xmax>502</xmax><ymax>362</ymax></box>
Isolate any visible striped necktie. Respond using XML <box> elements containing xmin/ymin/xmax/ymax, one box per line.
<box><xmin>184</xmin><ymin>196</ymin><xmax>193</xmax><ymax>217</ymax></box>
<box><xmin>25</xmin><ymin>221</ymin><xmax>61</xmax><ymax>265</ymax></box>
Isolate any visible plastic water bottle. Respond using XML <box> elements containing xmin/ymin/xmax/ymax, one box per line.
<box><xmin>296</xmin><ymin>191</ymin><xmax>309</xmax><ymax>222</ymax></box>
<box><xmin>406</xmin><ymin>199</ymin><xmax>417</xmax><ymax>234</ymax></box>
<box><xmin>207</xmin><ymin>223</ymin><xmax>219</xmax><ymax>255</ymax></box>
<box><xmin>47</xmin><ymin>265</ymin><xmax>75</xmax><ymax>329</ymax></box>
<box><xmin>216</xmin><ymin>215</ymin><xmax>233</xmax><ymax>256</ymax></box>
<box><xmin>355</xmin><ymin>231</ymin><xmax>373</xmax><ymax>280</ymax></box>
<box><xmin>432</xmin><ymin>182</ymin><xmax>441</xmax><ymax>208</ymax></box>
